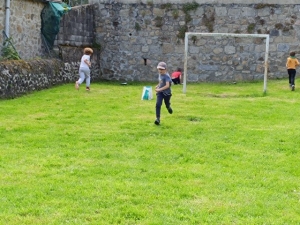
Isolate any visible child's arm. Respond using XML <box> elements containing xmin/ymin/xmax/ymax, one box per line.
<box><xmin>84</xmin><ymin>59</ymin><xmax>91</xmax><ymax>67</ymax></box>
<box><xmin>155</xmin><ymin>81</ymin><xmax>170</xmax><ymax>92</ymax></box>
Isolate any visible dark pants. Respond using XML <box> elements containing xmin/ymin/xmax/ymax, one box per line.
<box><xmin>288</xmin><ymin>69</ymin><xmax>296</xmax><ymax>86</ymax></box>
<box><xmin>156</xmin><ymin>92</ymin><xmax>171</xmax><ymax>119</ymax></box>
<box><xmin>172</xmin><ymin>77</ymin><xmax>180</xmax><ymax>84</ymax></box>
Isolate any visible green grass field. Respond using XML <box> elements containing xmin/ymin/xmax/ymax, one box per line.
<box><xmin>1</xmin><ymin>79</ymin><xmax>300</xmax><ymax>224</ymax></box>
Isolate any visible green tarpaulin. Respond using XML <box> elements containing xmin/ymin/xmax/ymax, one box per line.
<box><xmin>41</xmin><ymin>2</ymin><xmax>71</xmax><ymax>49</ymax></box>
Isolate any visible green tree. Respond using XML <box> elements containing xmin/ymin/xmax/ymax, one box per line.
<box><xmin>1</xmin><ymin>37</ymin><xmax>21</xmax><ymax>60</ymax></box>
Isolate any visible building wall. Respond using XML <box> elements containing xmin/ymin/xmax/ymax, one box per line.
<box><xmin>2</xmin><ymin>1</ymin><xmax>300</xmax><ymax>83</ymax></box>
<box><xmin>9</xmin><ymin>0</ymin><xmax>45</xmax><ymax>59</ymax></box>
<box><xmin>90</xmin><ymin>0</ymin><xmax>298</xmax><ymax>4</ymax></box>
<box><xmin>57</xmin><ymin>5</ymin><xmax>95</xmax><ymax>48</ymax></box>
<box><xmin>1</xmin><ymin>0</ymin><xmax>45</xmax><ymax>59</ymax></box>
<box><xmin>1</xmin><ymin>1</ymin><xmax>95</xmax><ymax>60</ymax></box>
<box><xmin>0</xmin><ymin>1</ymin><xmax>6</xmax><ymax>48</ymax></box>
<box><xmin>87</xmin><ymin>2</ymin><xmax>300</xmax><ymax>82</ymax></box>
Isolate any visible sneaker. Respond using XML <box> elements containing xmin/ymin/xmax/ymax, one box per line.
<box><xmin>167</xmin><ymin>106</ymin><xmax>173</xmax><ymax>114</ymax></box>
<box><xmin>86</xmin><ymin>87</ymin><xmax>90</xmax><ymax>91</ymax></box>
<box><xmin>292</xmin><ymin>85</ymin><xmax>295</xmax><ymax>91</ymax></box>
<box><xmin>75</xmin><ymin>81</ymin><xmax>79</xmax><ymax>90</ymax></box>
<box><xmin>154</xmin><ymin>118</ymin><xmax>160</xmax><ymax>125</ymax></box>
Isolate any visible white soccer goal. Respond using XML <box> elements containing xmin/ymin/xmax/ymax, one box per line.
<box><xmin>183</xmin><ymin>32</ymin><xmax>270</xmax><ymax>94</ymax></box>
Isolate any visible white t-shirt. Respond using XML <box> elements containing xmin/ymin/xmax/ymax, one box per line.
<box><xmin>80</xmin><ymin>54</ymin><xmax>90</xmax><ymax>69</ymax></box>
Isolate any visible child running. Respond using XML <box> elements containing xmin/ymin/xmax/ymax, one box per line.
<box><xmin>75</xmin><ymin>47</ymin><xmax>93</xmax><ymax>91</ymax></box>
<box><xmin>154</xmin><ymin>62</ymin><xmax>173</xmax><ymax>125</ymax></box>
<box><xmin>286</xmin><ymin>51</ymin><xmax>300</xmax><ymax>91</ymax></box>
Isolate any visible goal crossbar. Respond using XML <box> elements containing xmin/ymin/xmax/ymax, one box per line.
<box><xmin>183</xmin><ymin>32</ymin><xmax>270</xmax><ymax>94</ymax></box>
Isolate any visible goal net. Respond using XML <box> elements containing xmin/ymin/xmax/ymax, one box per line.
<box><xmin>182</xmin><ymin>32</ymin><xmax>270</xmax><ymax>94</ymax></box>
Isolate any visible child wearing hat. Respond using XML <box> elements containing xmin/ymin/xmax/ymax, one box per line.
<box><xmin>154</xmin><ymin>62</ymin><xmax>173</xmax><ymax>125</ymax></box>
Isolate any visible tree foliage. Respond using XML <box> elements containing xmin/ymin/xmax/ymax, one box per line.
<box><xmin>1</xmin><ymin>37</ymin><xmax>21</xmax><ymax>61</ymax></box>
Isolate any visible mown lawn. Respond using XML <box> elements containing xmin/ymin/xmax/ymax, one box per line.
<box><xmin>0</xmin><ymin>79</ymin><xmax>300</xmax><ymax>224</ymax></box>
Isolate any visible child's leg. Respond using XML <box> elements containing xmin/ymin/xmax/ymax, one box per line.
<box><xmin>84</xmin><ymin>70</ymin><xmax>91</xmax><ymax>87</ymax></box>
<box><xmin>75</xmin><ymin>68</ymin><xmax>86</xmax><ymax>89</ymax></box>
<box><xmin>292</xmin><ymin>74</ymin><xmax>296</xmax><ymax>86</ymax></box>
<box><xmin>155</xmin><ymin>93</ymin><xmax>164</xmax><ymax>119</ymax></box>
<box><xmin>163</xmin><ymin>95</ymin><xmax>171</xmax><ymax>109</ymax></box>
<box><xmin>163</xmin><ymin>94</ymin><xmax>173</xmax><ymax>114</ymax></box>
<box><xmin>77</xmin><ymin>68</ymin><xmax>86</xmax><ymax>84</ymax></box>
<box><xmin>290</xmin><ymin>69</ymin><xmax>296</xmax><ymax>86</ymax></box>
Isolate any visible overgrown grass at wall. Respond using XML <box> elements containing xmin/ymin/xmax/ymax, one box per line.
<box><xmin>1</xmin><ymin>80</ymin><xmax>300</xmax><ymax>224</ymax></box>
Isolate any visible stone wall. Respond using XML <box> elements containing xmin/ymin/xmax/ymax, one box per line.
<box><xmin>1</xmin><ymin>1</ymin><xmax>96</xmax><ymax>60</ymax></box>
<box><xmin>89</xmin><ymin>2</ymin><xmax>300</xmax><ymax>82</ymax></box>
<box><xmin>0</xmin><ymin>2</ymin><xmax>102</xmax><ymax>99</ymax></box>
<box><xmin>92</xmin><ymin>0</ymin><xmax>297</xmax><ymax>3</ymax></box>
<box><xmin>0</xmin><ymin>2</ymin><xmax>4</xmax><ymax>41</ymax></box>
<box><xmin>56</xmin><ymin>4</ymin><xmax>95</xmax><ymax>48</ymax></box>
<box><xmin>1</xmin><ymin>0</ymin><xmax>45</xmax><ymax>59</ymax></box>
<box><xmin>0</xmin><ymin>58</ymin><xmax>102</xmax><ymax>99</ymax></box>
<box><xmin>2</xmin><ymin>1</ymin><xmax>300</xmax><ymax>88</ymax></box>
<box><xmin>56</xmin><ymin>4</ymin><xmax>101</xmax><ymax>67</ymax></box>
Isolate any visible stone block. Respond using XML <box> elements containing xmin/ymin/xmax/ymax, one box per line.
<box><xmin>153</xmin><ymin>8</ymin><xmax>165</xmax><ymax>17</ymax></box>
<box><xmin>218</xmin><ymin>27</ymin><xmax>229</xmax><ymax>33</ymax></box>
<box><xmin>199</xmin><ymin>64</ymin><xmax>218</xmax><ymax>71</ymax></box>
<box><xmin>270</xmin><ymin>29</ymin><xmax>280</xmax><ymax>37</ymax></box>
<box><xmin>241</xmin><ymin>7</ymin><xmax>256</xmax><ymax>17</ymax></box>
<box><xmin>119</xmin><ymin>9</ymin><xmax>130</xmax><ymax>17</ymax></box>
<box><xmin>228</xmin><ymin>8</ymin><xmax>241</xmax><ymax>17</ymax></box>
<box><xmin>225</xmin><ymin>46</ymin><xmax>236</xmax><ymax>54</ymax></box>
<box><xmin>215</xmin><ymin>7</ymin><xmax>227</xmax><ymax>17</ymax></box>
<box><xmin>189</xmin><ymin>46</ymin><xmax>200</xmax><ymax>54</ymax></box>
<box><xmin>190</xmin><ymin>7</ymin><xmax>204</xmax><ymax>16</ymax></box>
<box><xmin>254</xmin><ymin>45</ymin><xmax>266</xmax><ymax>53</ymax></box>
<box><xmin>162</xmin><ymin>43</ymin><xmax>174</xmax><ymax>54</ymax></box>
<box><xmin>257</xmin><ymin>8</ymin><xmax>270</xmax><ymax>17</ymax></box>
<box><xmin>142</xmin><ymin>45</ymin><xmax>149</xmax><ymax>53</ymax></box>
<box><xmin>277</xmin><ymin>43</ymin><xmax>290</xmax><ymax>52</ymax></box>
<box><xmin>213</xmin><ymin>48</ymin><xmax>223</xmax><ymax>54</ymax></box>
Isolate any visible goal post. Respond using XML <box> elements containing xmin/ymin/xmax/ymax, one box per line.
<box><xmin>183</xmin><ymin>32</ymin><xmax>270</xmax><ymax>94</ymax></box>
